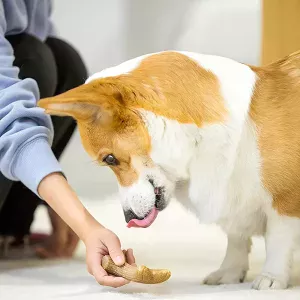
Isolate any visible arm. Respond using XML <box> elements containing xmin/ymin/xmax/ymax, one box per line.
<box><xmin>38</xmin><ymin>173</ymin><xmax>100</xmax><ymax>241</ymax></box>
<box><xmin>0</xmin><ymin>3</ymin><xmax>61</xmax><ymax>193</ymax></box>
<box><xmin>38</xmin><ymin>173</ymin><xmax>135</xmax><ymax>288</ymax></box>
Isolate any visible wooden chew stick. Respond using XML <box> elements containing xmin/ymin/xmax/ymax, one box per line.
<box><xmin>101</xmin><ymin>255</ymin><xmax>171</xmax><ymax>284</ymax></box>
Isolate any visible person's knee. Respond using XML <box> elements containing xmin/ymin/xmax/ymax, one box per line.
<box><xmin>7</xmin><ymin>33</ymin><xmax>57</xmax><ymax>98</ymax></box>
<box><xmin>45</xmin><ymin>37</ymin><xmax>88</xmax><ymax>92</ymax></box>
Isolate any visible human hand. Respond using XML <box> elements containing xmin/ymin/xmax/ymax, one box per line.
<box><xmin>38</xmin><ymin>173</ymin><xmax>135</xmax><ymax>287</ymax></box>
<box><xmin>84</xmin><ymin>226</ymin><xmax>136</xmax><ymax>288</ymax></box>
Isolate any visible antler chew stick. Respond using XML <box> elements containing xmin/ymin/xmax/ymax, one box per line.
<box><xmin>101</xmin><ymin>255</ymin><xmax>171</xmax><ymax>284</ymax></box>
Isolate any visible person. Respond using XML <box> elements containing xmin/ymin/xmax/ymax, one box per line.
<box><xmin>0</xmin><ymin>0</ymin><xmax>134</xmax><ymax>288</ymax></box>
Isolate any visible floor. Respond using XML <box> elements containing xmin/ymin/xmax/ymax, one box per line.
<box><xmin>1</xmin><ymin>194</ymin><xmax>300</xmax><ymax>300</ymax></box>
<box><xmin>0</xmin><ymin>196</ymin><xmax>300</xmax><ymax>300</ymax></box>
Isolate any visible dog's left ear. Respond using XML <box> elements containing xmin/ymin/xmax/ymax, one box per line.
<box><xmin>38</xmin><ymin>81</ymin><xmax>125</xmax><ymax>125</ymax></box>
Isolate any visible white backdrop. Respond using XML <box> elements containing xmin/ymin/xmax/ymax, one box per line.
<box><xmin>51</xmin><ymin>0</ymin><xmax>261</xmax><ymax>198</ymax></box>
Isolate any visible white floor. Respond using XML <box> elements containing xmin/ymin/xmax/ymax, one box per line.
<box><xmin>1</xmin><ymin>194</ymin><xmax>300</xmax><ymax>300</ymax></box>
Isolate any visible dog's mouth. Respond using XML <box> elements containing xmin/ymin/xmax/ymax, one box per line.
<box><xmin>126</xmin><ymin>186</ymin><xmax>166</xmax><ymax>228</ymax></box>
<box><xmin>127</xmin><ymin>207</ymin><xmax>159</xmax><ymax>228</ymax></box>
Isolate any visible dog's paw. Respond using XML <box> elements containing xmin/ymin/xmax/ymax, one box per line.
<box><xmin>203</xmin><ymin>268</ymin><xmax>247</xmax><ymax>285</ymax></box>
<box><xmin>252</xmin><ymin>273</ymin><xmax>288</xmax><ymax>290</ymax></box>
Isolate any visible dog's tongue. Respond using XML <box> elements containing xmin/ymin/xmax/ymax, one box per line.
<box><xmin>127</xmin><ymin>208</ymin><xmax>158</xmax><ymax>228</ymax></box>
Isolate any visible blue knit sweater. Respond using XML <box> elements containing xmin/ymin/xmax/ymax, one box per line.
<box><xmin>0</xmin><ymin>0</ymin><xmax>62</xmax><ymax>195</ymax></box>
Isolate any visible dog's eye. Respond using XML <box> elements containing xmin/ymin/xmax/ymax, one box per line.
<box><xmin>103</xmin><ymin>154</ymin><xmax>119</xmax><ymax>166</ymax></box>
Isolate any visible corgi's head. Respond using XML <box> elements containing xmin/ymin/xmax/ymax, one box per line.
<box><xmin>39</xmin><ymin>51</ymin><xmax>226</xmax><ymax>228</ymax></box>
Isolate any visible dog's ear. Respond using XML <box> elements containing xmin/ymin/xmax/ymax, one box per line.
<box><xmin>38</xmin><ymin>81</ymin><xmax>125</xmax><ymax>126</ymax></box>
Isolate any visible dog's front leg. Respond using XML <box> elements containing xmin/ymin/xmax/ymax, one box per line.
<box><xmin>203</xmin><ymin>235</ymin><xmax>251</xmax><ymax>285</ymax></box>
<box><xmin>252</xmin><ymin>211</ymin><xmax>298</xmax><ymax>290</ymax></box>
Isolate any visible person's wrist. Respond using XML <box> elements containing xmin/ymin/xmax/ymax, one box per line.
<box><xmin>81</xmin><ymin>221</ymin><xmax>106</xmax><ymax>245</ymax></box>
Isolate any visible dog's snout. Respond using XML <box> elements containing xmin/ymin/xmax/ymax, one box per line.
<box><xmin>124</xmin><ymin>209</ymin><xmax>141</xmax><ymax>223</ymax></box>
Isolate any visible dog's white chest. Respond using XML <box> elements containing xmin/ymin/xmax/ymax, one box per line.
<box><xmin>184</xmin><ymin>119</ymin><xmax>271</xmax><ymax>236</ymax></box>
<box><xmin>181</xmin><ymin>180</ymin><xmax>268</xmax><ymax>236</ymax></box>
<box><xmin>217</xmin><ymin>179</ymin><xmax>268</xmax><ymax>236</ymax></box>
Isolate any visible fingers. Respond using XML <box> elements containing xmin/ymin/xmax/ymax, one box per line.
<box><xmin>84</xmin><ymin>227</ymin><xmax>135</xmax><ymax>287</ymax></box>
<box><xmin>87</xmin><ymin>250</ymin><xmax>129</xmax><ymax>288</ymax></box>
<box><xmin>125</xmin><ymin>248</ymin><xmax>136</xmax><ymax>266</ymax></box>
<box><xmin>93</xmin><ymin>268</ymin><xmax>129</xmax><ymax>288</ymax></box>
<box><xmin>102</xmin><ymin>232</ymin><xmax>125</xmax><ymax>266</ymax></box>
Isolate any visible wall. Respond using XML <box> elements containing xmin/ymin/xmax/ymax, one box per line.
<box><xmin>125</xmin><ymin>0</ymin><xmax>261</xmax><ymax>65</ymax></box>
<box><xmin>176</xmin><ymin>0</ymin><xmax>261</xmax><ymax>65</ymax></box>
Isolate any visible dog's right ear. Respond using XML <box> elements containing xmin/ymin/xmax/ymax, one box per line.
<box><xmin>38</xmin><ymin>81</ymin><xmax>125</xmax><ymax>126</ymax></box>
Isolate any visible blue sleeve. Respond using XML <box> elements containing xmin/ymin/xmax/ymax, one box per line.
<box><xmin>47</xmin><ymin>0</ymin><xmax>57</xmax><ymax>37</ymax></box>
<box><xmin>0</xmin><ymin>3</ymin><xmax>62</xmax><ymax>195</ymax></box>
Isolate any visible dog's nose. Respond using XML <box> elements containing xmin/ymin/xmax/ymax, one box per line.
<box><xmin>124</xmin><ymin>209</ymin><xmax>141</xmax><ymax>223</ymax></box>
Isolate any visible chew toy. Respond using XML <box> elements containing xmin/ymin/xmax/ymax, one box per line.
<box><xmin>101</xmin><ymin>255</ymin><xmax>171</xmax><ymax>284</ymax></box>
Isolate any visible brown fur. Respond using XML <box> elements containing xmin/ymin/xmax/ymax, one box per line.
<box><xmin>249</xmin><ymin>50</ymin><xmax>300</xmax><ymax>217</ymax></box>
<box><xmin>113</xmin><ymin>52</ymin><xmax>227</xmax><ymax>126</ymax></box>
<box><xmin>38</xmin><ymin>51</ymin><xmax>225</xmax><ymax>186</ymax></box>
<box><xmin>39</xmin><ymin>83</ymin><xmax>151</xmax><ymax>187</ymax></box>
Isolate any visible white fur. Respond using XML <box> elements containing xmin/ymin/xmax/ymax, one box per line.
<box><xmin>252</xmin><ymin>211</ymin><xmax>299</xmax><ymax>289</ymax></box>
<box><xmin>87</xmin><ymin>51</ymin><xmax>300</xmax><ymax>289</ymax></box>
<box><xmin>203</xmin><ymin>236</ymin><xmax>251</xmax><ymax>285</ymax></box>
<box><xmin>85</xmin><ymin>53</ymin><xmax>153</xmax><ymax>83</ymax></box>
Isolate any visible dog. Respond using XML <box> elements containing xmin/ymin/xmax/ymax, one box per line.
<box><xmin>38</xmin><ymin>50</ymin><xmax>300</xmax><ymax>290</ymax></box>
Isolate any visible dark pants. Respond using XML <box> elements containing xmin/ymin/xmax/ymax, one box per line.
<box><xmin>0</xmin><ymin>33</ymin><xmax>87</xmax><ymax>239</ymax></box>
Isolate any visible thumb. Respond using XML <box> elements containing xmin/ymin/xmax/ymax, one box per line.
<box><xmin>103</xmin><ymin>232</ymin><xmax>125</xmax><ymax>266</ymax></box>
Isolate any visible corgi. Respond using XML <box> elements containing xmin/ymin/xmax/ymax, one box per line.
<box><xmin>38</xmin><ymin>50</ymin><xmax>300</xmax><ymax>290</ymax></box>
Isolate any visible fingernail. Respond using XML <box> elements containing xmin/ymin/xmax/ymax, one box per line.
<box><xmin>115</xmin><ymin>255</ymin><xmax>123</xmax><ymax>264</ymax></box>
